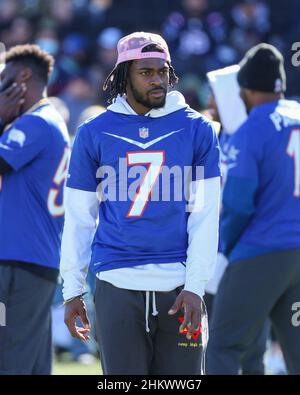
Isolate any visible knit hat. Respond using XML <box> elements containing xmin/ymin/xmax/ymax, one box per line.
<box><xmin>237</xmin><ymin>43</ymin><xmax>286</xmax><ymax>93</ymax></box>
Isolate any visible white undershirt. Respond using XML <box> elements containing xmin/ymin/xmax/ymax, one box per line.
<box><xmin>97</xmin><ymin>262</ymin><xmax>186</xmax><ymax>292</ymax></box>
<box><xmin>60</xmin><ymin>177</ymin><xmax>220</xmax><ymax>300</ymax></box>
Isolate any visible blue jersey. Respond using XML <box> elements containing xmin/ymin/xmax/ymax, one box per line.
<box><xmin>0</xmin><ymin>102</ymin><xmax>69</xmax><ymax>269</ymax></box>
<box><xmin>221</xmin><ymin>99</ymin><xmax>300</xmax><ymax>262</ymax></box>
<box><xmin>67</xmin><ymin>107</ymin><xmax>220</xmax><ymax>273</ymax></box>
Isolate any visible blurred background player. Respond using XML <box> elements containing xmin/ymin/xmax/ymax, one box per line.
<box><xmin>205</xmin><ymin>64</ymin><xmax>273</xmax><ymax>375</ymax></box>
<box><xmin>207</xmin><ymin>43</ymin><xmax>300</xmax><ymax>375</ymax></box>
<box><xmin>0</xmin><ymin>44</ymin><xmax>69</xmax><ymax>374</ymax></box>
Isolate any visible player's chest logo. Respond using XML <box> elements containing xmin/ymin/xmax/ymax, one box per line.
<box><xmin>139</xmin><ymin>127</ymin><xmax>149</xmax><ymax>139</ymax></box>
<box><xmin>102</xmin><ymin>128</ymin><xmax>184</xmax><ymax>150</ymax></box>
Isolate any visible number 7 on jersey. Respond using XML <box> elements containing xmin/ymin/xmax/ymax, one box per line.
<box><xmin>127</xmin><ymin>150</ymin><xmax>165</xmax><ymax>217</ymax></box>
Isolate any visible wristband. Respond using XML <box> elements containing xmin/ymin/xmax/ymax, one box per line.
<box><xmin>63</xmin><ymin>292</ymin><xmax>87</xmax><ymax>305</ymax></box>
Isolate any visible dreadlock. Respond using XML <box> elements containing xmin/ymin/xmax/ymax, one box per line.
<box><xmin>103</xmin><ymin>44</ymin><xmax>179</xmax><ymax>104</ymax></box>
<box><xmin>103</xmin><ymin>61</ymin><xmax>132</xmax><ymax>104</ymax></box>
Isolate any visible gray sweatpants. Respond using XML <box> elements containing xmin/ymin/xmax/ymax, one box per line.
<box><xmin>207</xmin><ymin>249</ymin><xmax>300</xmax><ymax>375</ymax></box>
<box><xmin>94</xmin><ymin>279</ymin><xmax>204</xmax><ymax>375</ymax></box>
<box><xmin>204</xmin><ymin>293</ymin><xmax>270</xmax><ymax>375</ymax></box>
<box><xmin>0</xmin><ymin>265</ymin><xmax>56</xmax><ymax>375</ymax></box>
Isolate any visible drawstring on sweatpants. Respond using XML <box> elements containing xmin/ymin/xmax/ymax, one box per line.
<box><xmin>145</xmin><ymin>291</ymin><xmax>159</xmax><ymax>333</ymax></box>
<box><xmin>152</xmin><ymin>291</ymin><xmax>158</xmax><ymax>316</ymax></box>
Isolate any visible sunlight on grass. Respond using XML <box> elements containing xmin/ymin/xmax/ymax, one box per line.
<box><xmin>53</xmin><ymin>359</ymin><xmax>102</xmax><ymax>375</ymax></box>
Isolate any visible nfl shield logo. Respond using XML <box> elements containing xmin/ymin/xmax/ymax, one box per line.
<box><xmin>139</xmin><ymin>127</ymin><xmax>149</xmax><ymax>139</ymax></box>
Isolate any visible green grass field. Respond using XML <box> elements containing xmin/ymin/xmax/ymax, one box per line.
<box><xmin>53</xmin><ymin>359</ymin><xmax>102</xmax><ymax>375</ymax></box>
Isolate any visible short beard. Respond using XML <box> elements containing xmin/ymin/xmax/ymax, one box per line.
<box><xmin>128</xmin><ymin>78</ymin><xmax>167</xmax><ymax>109</ymax></box>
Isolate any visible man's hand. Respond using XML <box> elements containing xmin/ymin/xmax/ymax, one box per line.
<box><xmin>168</xmin><ymin>290</ymin><xmax>203</xmax><ymax>340</ymax></box>
<box><xmin>64</xmin><ymin>296</ymin><xmax>91</xmax><ymax>341</ymax></box>
<box><xmin>0</xmin><ymin>82</ymin><xmax>26</xmax><ymax>125</ymax></box>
